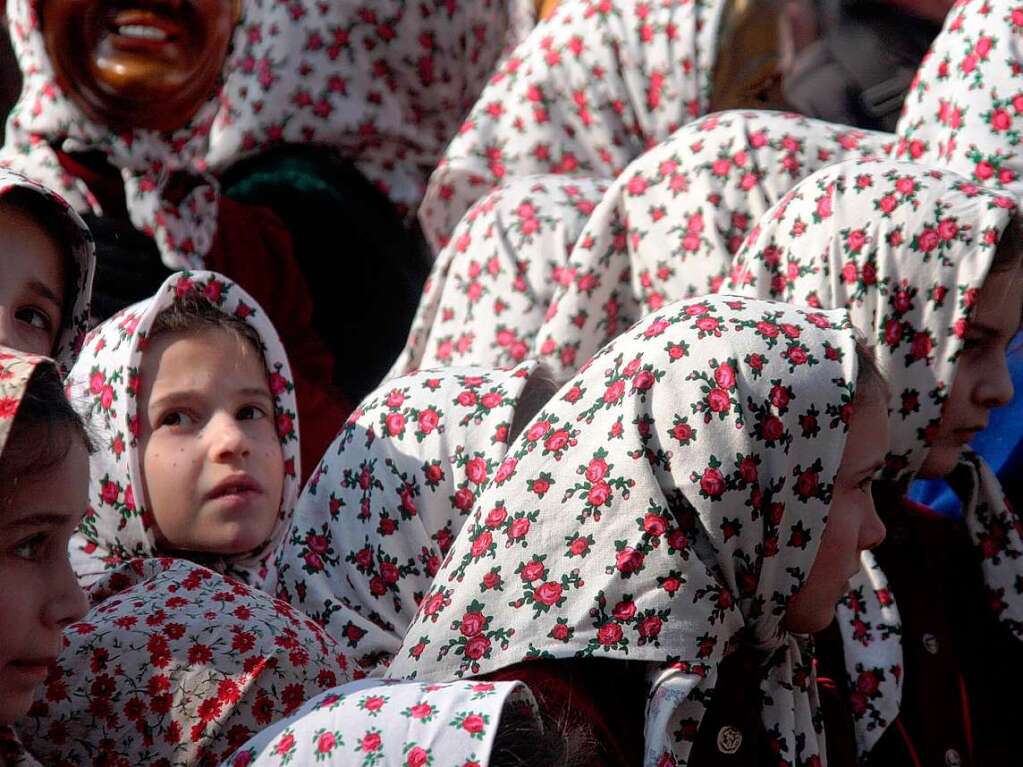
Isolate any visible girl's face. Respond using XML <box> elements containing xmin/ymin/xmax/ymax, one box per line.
<box><xmin>0</xmin><ymin>439</ymin><xmax>89</xmax><ymax>724</ymax></box>
<box><xmin>784</xmin><ymin>395</ymin><xmax>888</xmax><ymax>634</ymax></box>
<box><xmin>918</xmin><ymin>266</ymin><xmax>1023</xmax><ymax>478</ymax></box>
<box><xmin>138</xmin><ymin>327</ymin><xmax>284</xmax><ymax>557</ymax></box>
<box><xmin>40</xmin><ymin>0</ymin><xmax>240</xmax><ymax>132</ymax></box>
<box><xmin>0</xmin><ymin>206</ymin><xmax>65</xmax><ymax>356</ymax></box>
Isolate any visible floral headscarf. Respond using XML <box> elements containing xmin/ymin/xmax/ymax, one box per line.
<box><xmin>390</xmin><ymin>175</ymin><xmax>607</xmax><ymax>377</ymax></box>
<box><xmin>207</xmin><ymin>0</ymin><xmax>530</xmax><ymax>218</ymax></box>
<box><xmin>0</xmin><ymin>168</ymin><xmax>94</xmax><ymax>374</ymax></box>
<box><xmin>416</xmin><ymin>0</ymin><xmax>727</xmax><ymax>252</ymax></box>
<box><xmin>0</xmin><ymin>347</ymin><xmax>49</xmax><ymax>460</ymax></box>
<box><xmin>726</xmin><ymin>159</ymin><xmax>1023</xmax><ymax>643</ymax></box>
<box><xmin>1</xmin><ymin>0</ymin><xmax>225</xmax><ymax>269</ymax></box>
<box><xmin>65</xmin><ymin>271</ymin><xmax>301</xmax><ymax>589</ymax></box>
<box><xmin>15</xmin><ymin>557</ymin><xmax>352</xmax><ymax>767</ymax></box>
<box><xmin>273</xmin><ymin>362</ymin><xmax>540</xmax><ymax>669</ymax></box>
<box><xmin>533</xmin><ymin>110</ymin><xmax>894</xmax><ymax>380</ymax></box>
<box><xmin>222</xmin><ymin>679</ymin><xmax>539</xmax><ymax>767</ymax></box>
<box><xmin>895</xmin><ymin>0</ymin><xmax>1023</xmax><ymax>198</ymax></box>
<box><xmin>386</xmin><ymin>295</ymin><xmax>862</xmax><ymax>766</ymax></box>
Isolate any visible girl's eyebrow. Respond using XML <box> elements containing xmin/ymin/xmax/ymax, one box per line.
<box><xmin>28</xmin><ymin>279</ymin><xmax>62</xmax><ymax>307</ymax></box>
<box><xmin>149</xmin><ymin>386</ymin><xmax>272</xmax><ymax>410</ymax></box>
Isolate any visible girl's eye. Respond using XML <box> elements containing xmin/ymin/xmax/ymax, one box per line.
<box><xmin>13</xmin><ymin>533</ymin><xmax>47</xmax><ymax>561</ymax></box>
<box><xmin>15</xmin><ymin>306</ymin><xmax>54</xmax><ymax>332</ymax></box>
<box><xmin>238</xmin><ymin>405</ymin><xmax>267</xmax><ymax>421</ymax></box>
<box><xmin>159</xmin><ymin>411</ymin><xmax>194</xmax><ymax>428</ymax></box>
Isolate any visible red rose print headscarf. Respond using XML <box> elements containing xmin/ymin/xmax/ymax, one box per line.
<box><xmin>14</xmin><ymin>557</ymin><xmax>353</xmax><ymax>767</ymax></box>
<box><xmin>207</xmin><ymin>0</ymin><xmax>531</xmax><ymax>218</ymax></box>
<box><xmin>222</xmin><ymin>679</ymin><xmax>539</xmax><ymax>767</ymax></box>
<box><xmin>895</xmin><ymin>0</ymin><xmax>1023</xmax><ymax>197</ymax></box>
<box><xmin>416</xmin><ymin>0</ymin><xmax>727</xmax><ymax>253</ymax></box>
<box><xmin>64</xmin><ymin>271</ymin><xmax>301</xmax><ymax>590</ymax></box>
<box><xmin>273</xmin><ymin>362</ymin><xmax>540</xmax><ymax>670</ymax></box>
<box><xmin>390</xmin><ymin>175</ymin><xmax>608</xmax><ymax>377</ymax></box>
<box><xmin>1</xmin><ymin>0</ymin><xmax>225</xmax><ymax>269</ymax></box>
<box><xmin>533</xmin><ymin>110</ymin><xmax>894</xmax><ymax>381</ymax></box>
<box><xmin>0</xmin><ymin>168</ymin><xmax>95</xmax><ymax>374</ymax></box>
<box><xmin>386</xmin><ymin>294</ymin><xmax>863</xmax><ymax>766</ymax></box>
<box><xmin>727</xmin><ymin>158</ymin><xmax>1023</xmax><ymax>643</ymax></box>
<box><xmin>0</xmin><ymin>347</ymin><xmax>50</xmax><ymax>472</ymax></box>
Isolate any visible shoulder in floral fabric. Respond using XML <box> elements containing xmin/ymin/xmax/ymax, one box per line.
<box><xmin>16</xmin><ymin>557</ymin><xmax>352</xmax><ymax>767</ymax></box>
<box><xmin>221</xmin><ymin>678</ymin><xmax>539</xmax><ymax>767</ymax></box>
<box><xmin>0</xmin><ymin>169</ymin><xmax>95</xmax><ymax>374</ymax></box>
<box><xmin>65</xmin><ymin>271</ymin><xmax>300</xmax><ymax>589</ymax></box>
<box><xmin>386</xmin><ymin>294</ymin><xmax>860</xmax><ymax>766</ymax></box>
<box><xmin>274</xmin><ymin>361</ymin><xmax>541</xmax><ymax>672</ymax></box>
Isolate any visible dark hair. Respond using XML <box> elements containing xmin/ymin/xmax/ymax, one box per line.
<box><xmin>991</xmin><ymin>214</ymin><xmax>1023</xmax><ymax>273</ymax></box>
<box><xmin>509</xmin><ymin>364</ymin><xmax>561</xmax><ymax>444</ymax></box>
<box><xmin>0</xmin><ymin>188</ymin><xmax>82</xmax><ymax>323</ymax></box>
<box><xmin>854</xmin><ymin>339</ymin><xmax>889</xmax><ymax>407</ymax></box>
<box><xmin>148</xmin><ymin>293</ymin><xmax>264</xmax><ymax>357</ymax></box>
<box><xmin>490</xmin><ymin>697</ymin><xmax>598</xmax><ymax>767</ymax></box>
<box><xmin>0</xmin><ymin>362</ymin><xmax>94</xmax><ymax>506</ymax></box>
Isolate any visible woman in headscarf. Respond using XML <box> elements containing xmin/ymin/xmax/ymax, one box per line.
<box><xmin>64</xmin><ymin>270</ymin><xmax>300</xmax><ymax>590</ymax></box>
<box><xmin>0</xmin><ymin>168</ymin><xmax>94</xmax><ymax>373</ymax></box>
<box><xmin>272</xmin><ymin>361</ymin><xmax>560</xmax><ymax>672</ymax></box>
<box><xmin>389</xmin><ymin>175</ymin><xmax>608</xmax><ymax>377</ymax></box>
<box><xmin>385</xmin><ymin>294</ymin><xmax>892</xmax><ymax>766</ymax></box>
<box><xmin>727</xmin><ymin>157</ymin><xmax>1023</xmax><ymax>764</ymax></box>
<box><xmin>13</xmin><ymin>557</ymin><xmax>356</xmax><ymax>767</ymax></box>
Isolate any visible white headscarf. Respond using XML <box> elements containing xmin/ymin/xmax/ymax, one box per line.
<box><xmin>387</xmin><ymin>294</ymin><xmax>862</xmax><ymax>766</ymax></box>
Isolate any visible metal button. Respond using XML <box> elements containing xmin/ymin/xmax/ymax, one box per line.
<box><xmin>922</xmin><ymin>633</ymin><xmax>939</xmax><ymax>655</ymax></box>
<box><xmin>717</xmin><ymin>725</ymin><xmax>743</xmax><ymax>755</ymax></box>
<box><xmin>945</xmin><ymin>748</ymin><xmax>961</xmax><ymax>767</ymax></box>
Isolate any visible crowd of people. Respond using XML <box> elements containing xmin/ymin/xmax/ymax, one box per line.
<box><xmin>1</xmin><ymin>0</ymin><xmax>1022</xmax><ymax>765</ymax></box>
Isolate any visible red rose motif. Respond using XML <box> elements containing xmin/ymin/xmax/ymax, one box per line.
<box><xmin>700</xmin><ymin>468</ymin><xmax>726</xmax><ymax>498</ymax></box>
<box><xmin>535</xmin><ymin>581</ymin><xmax>563</xmax><ymax>606</ymax></box>
<box><xmin>597</xmin><ymin>622</ymin><xmax>624</xmax><ymax>646</ymax></box>
<box><xmin>418</xmin><ymin>408</ymin><xmax>440</xmax><ymax>434</ymax></box>
<box><xmin>465</xmin><ymin>457</ymin><xmax>489</xmax><ymax>485</ymax></box>
<box><xmin>460</xmin><ymin>611</ymin><xmax>485</xmax><ymax>637</ymax></box>
<box><xmin>508</xmin><ymin>517</ymin><xmax>531</xmax><ymax>540</ymax></box>
<box><xmin>587</xmin><ymin>480</ymin><xmax>611</xmax><ymax>507</ymax></box>
<box><xmin>470</xmin><ymin>531</ymin><xmax>493</xmax><ymax>559</ymax></box>
<box><xmin>385</xmin><ymin>412</ymin><xmax>405</xmax><ymax>436</ymax></box>
<box><xmin>762</xmin><ymin>416</ymin><xmax>785</xmax><ymax>442</ymax></box>
<box><xmin>464</xmin><ymin>634</ymin><xmax>492</xmax><ymax>660</ymax></box>
<box><xmin>796</xmin><ymin>470</ymin><xmax>819</xmax><ymax>498</ymax></box>
<box><xmin>706</xmin><ymin>388</ymin><xmax>731</xmax><ymax>413</ymax></box>
<box><xmin>453</xmin><ymin>487</ymin><xmax>475</xmax><ymax>511</ymax></box>
<box><xmin>714</xmin><ymin>363</ymin><xmax>736</xmax><ymax>389</ymax></box>
<box><xmin>481</xmin><ymin>391</ymin><xmax>503</xmax><ymax>409</ymax></box>
<box><xmin>612</xmin><ymin>599</ymin><xmax>637</xmax><ymax>621</ymax></box>
<box><xmin>463</xmin><ymin>714</ymin><xmax>486</xmax><ymax>734</ymax></box>
<box><xmin>616</xmin><ymin>547</ymin><xmax>645</xmax><ymax>574</ymax></box>
<box><xmin>639</xmin><ymin>615</ymin><xmax>663</xmax><ymax>639</ymax></box>
<box><xmin>544</xmin><ymin>429</ymin><xmax>571</xmax><ymax>453</ymax></box>
<box><xmin>520</xmin><ymin>560</ymin><xmax>545</xmax><ymax>582</ymax></box>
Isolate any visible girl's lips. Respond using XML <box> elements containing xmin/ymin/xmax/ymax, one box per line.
<box><xmin>106</xmin><ymin>9</ymin><xmax>184</xmax><ymax>52</ymax></box>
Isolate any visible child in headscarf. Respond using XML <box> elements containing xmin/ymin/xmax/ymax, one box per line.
<box><xmin>728</xmin><ymin>158</ymin><xmax>1023</xmax><ymax>764</ymax></box>
<box><xmin>272</xmin><ymin>361</ymin><xmax>560</xmax><ymax>671</ymax></box>
<box><xmin>384</xmin><ymin>294</ymin><xmax>891</xmax><ymax>766</ymax></box>
<box><xmin>390</xmin><ymin>176</ymin><xmax>608</xmax><ymax>377</ymax></box>
<box><xmin>65</xmin><ymin>271</ymin><xmax>300</xmax><ymax>590</ymax></box>
<box><xmin>0</xmin><ymin>348</ymin><xmax>90</xmax><ymax>765</ymax></box>
<box><xmin>14</xmin><ymin>557</ymin><xmax>354</xmax><ymax>767</ymax></box>
<box><xmin>0</xmin><ymin>168</ymin><xmax>94</xmax><ymax>373</ymax></box>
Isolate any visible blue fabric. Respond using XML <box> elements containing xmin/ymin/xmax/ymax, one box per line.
<box><xmin>908</xmin><ymin>336</ymin><xmax>1023</xmax><ymax>518</ymax></box>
